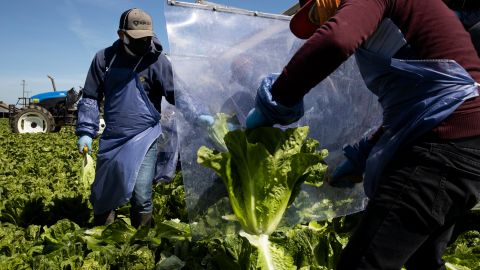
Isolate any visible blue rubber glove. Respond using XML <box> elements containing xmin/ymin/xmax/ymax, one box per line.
<box><xmin>198</xmin><ymin>114</ymin><xmax>241</xmax><ymax>131</ymax></box>
<box><xmin>77</xmin><ymin>135</ymin><xmax>93</xmax><ymax>154</ymax></box>
<box><xmin>246</xmin><ymin>108</ymin><xmax>273</xmax><ymax>129</ymax></box>
<box><xmin>227</xmin><ymin>122</ymin><xmax>241</xmax><ymax>131</ymax></box>
<box><xmin>246</xmin><ymin>73</ymin><xmax>304</xmax><ymax>129</ymax></box>
<box><xmin>197</xmin><ymin>114</ymin><xmax>215</xmax><ymax>127</ymax></box>
<box><xmin>329</xmin><ymin>159</ymin><xmax>364</xmax><ymax>188</ymax></box>
<box><xmin>328</xmin><ymin>137</ymin><xmax>374</xmax><ymax>188</ymax></box>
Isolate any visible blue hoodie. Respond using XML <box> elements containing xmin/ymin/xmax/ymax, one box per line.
<box><xmin>76</xmin><ymin>37</ymin><xmax>175</xmax><ymax>137</ymax></box>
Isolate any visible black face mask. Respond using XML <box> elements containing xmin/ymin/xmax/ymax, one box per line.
<box><xmin>123</xmin><ymin>36</ymin><xmax>152</xmax><ymax>56</ymax></box>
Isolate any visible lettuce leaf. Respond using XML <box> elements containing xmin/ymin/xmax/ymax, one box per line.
<box><xmin>197</xmin><ymin>126</ymin><xmax>328</xmax><ymax>235</ymax></box>
<box><xmin>80</xmin><ymin>153</ymin><xmax>95</xmax><ymax>190</ymax></box>
<box><xmin>207</xmin><ymin>113</ymin><xmax>231</xmax><ymax>151</ymax></box>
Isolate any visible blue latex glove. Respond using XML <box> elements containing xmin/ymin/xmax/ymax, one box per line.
<box><xmin>328</xmin><ymin>137</ymin><xmax>374</xmax><ymax>188</ymax></box>
<box><xmin>329</xmin><ymin>159</ymin><xmax>364</xmax><ymax>188</ymax></box>
<box><xmin>198</xmin><ymin>114</ymin><xmax>241</xmax><ymax>131</ymax></box>
<box><xmin>227</xmin><ymin>122</ymin><xmax>241</xmax><ymax>131</ymax></box>
<box><xmin>343</xmin><ymin>137</ymin><xmax>374</xmax><ymax>171</ymax></box>
<box><xmin>197</xmin><ymin>114</ymin><xmax>215</xmax><ymax>127</ymax></box>
<box><xmin>246</xmin><ymin>73</ymin><xmax>305</xmax><ymax>129</ymax></box>
<box><xmin>246</xmin><ymin>108</ymin><xmax>273</xmax><ymax>129</ymax></box>
<box><xmin>77</xmin><ymin>135</ymin><xmax>93</xmax><ymax>154</ymax></box>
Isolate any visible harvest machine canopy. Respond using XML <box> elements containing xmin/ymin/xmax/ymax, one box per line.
<box><xmin>165</xmin><ymin>0</ymin><xmax>382</xmax><ymax>237</ymax></box>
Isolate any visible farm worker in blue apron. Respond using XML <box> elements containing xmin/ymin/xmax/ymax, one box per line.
<box><xmin>76</xmin><ymin>8</ymin><xmax>176</xmax><ymax>228</ymax></box>
<box><xmin>246</xmin><ymin>0</ymin><xmax>480</xmax><ymax>269</ymax></box>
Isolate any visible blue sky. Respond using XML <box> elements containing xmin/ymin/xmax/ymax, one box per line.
<box><xmin>0</xmin><ymin>0</ymin><xmax>294</xmax><ymax>105</ymax></box>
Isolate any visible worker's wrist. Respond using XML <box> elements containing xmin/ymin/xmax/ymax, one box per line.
<box><xmin>256</xmin><ymin>74</ymin><xmax>305</xmax><ymax>126</ymax></box>
<box><xmin>77</xmin><ymin>132</ymin><xmax>93</xmax><ymax>139</ymax></box>
<box><xmin>270</xmin><ymin>73</ymin><xmax>301</xmax><ymax>108</ymax></box>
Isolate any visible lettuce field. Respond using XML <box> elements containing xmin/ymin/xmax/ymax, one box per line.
<box><xmin>0</xmin><ymin>118</ymin><xmax>479</xmax><ymax>269</ymax></box>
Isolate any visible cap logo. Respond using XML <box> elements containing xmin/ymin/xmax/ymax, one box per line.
<box><xmin>133</xmin><ymin>20</ymin><xmax>151</xmax><ymax>26</ymax></box>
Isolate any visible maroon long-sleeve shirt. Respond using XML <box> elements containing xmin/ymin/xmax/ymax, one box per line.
<box><xmin>272</xmin><ymin>0</ymin><xmax>480</xmax><ymax>139</ymax></box>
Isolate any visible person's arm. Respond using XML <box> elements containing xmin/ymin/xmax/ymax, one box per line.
<box><xmin>157</xmin><ymin>53</ymin><xmax>175</xmax><ymax>106</ymax></box>
<box><xmin>271</xmin><ymin>0</ymin><xmax>388</xmax><ymax>107</ymax></box>
<box><xmin>328</xmin><ymin>125</ymin><xmax>383</xmax><ymax>186</ymax></box>
<box><xmin>76</xmin><ymin>51</ymin><xmax>106</xmax><ymax>138</ymax></box>
<box><xmin>154</xmin><ymin>54</ymin><xmax>212</xmax><ymax>125</ymax></box>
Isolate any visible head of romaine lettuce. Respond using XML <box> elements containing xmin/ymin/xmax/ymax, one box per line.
<box><xmin>197</xmin><ymin>126</ymin><xmax>328</xmax><ymax>235</ymax></box>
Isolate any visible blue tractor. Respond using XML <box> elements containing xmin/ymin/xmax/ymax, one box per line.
<box><xmin>8</xmin><ymin>76</ymin><xmax>105</xmax><ymax>134</ymax></box>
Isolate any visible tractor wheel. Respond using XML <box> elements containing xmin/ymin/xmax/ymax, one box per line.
<box><xmin>11</xmin><ymin>105</ymin><xmax>55</xmax><ymax>133</ymax></box>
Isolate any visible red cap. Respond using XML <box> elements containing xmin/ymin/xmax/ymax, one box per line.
<box><xmin>290</xmin><ymin>0</ymin><xmax>340</xmax><ymax>39</ymax></box>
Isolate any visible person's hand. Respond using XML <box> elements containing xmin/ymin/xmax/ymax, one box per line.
<box><xmin>198</xmin><ymin>114</ymin><xmax>241</xmax><ymax>131</ymax></box>
<box><xmin>197</xmin><ymin>114</ymin><xmax>215</xmax><ymax>127</ymax></box>
<box><xmin>77</xmin><ymin>135</ymin><xmax>93</xmax><ymax>154</ymax></box>
<box><xmin>328</xmin><ymin>159</ymin><xmax>364</xmax><ymax>188</ymax></box>
<box><xmin>227</xmin><ymin>122</ymin><xmax>241</xmax><ymax>131</ymax></box>
<box><xmin>327</xmin><ymin>136</ymin><xmax>375</xmax><ymax>188</ymax></box>
<box><xmin>245</xmin><ymin>108</ymin><xmax>273</xmax><ymax>129</ymax></box>
<box><xmin>246</xmin><ymin>73</ymin><xmax>304</xmax><ymax>129</ymax></box>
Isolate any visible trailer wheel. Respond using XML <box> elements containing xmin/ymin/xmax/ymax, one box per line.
<box><xmin>11</xmin><ymin>105</ymin><xmax>55</xmax><ymax>133</ymax></box>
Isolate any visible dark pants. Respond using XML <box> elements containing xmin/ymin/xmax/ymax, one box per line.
<box><xmin>336</xmin><ymin>135</ymin><xmax>480</xmax><ymax>270</ymax></box>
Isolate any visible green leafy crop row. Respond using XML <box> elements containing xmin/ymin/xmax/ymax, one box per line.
<box><xmin>0</xmin><ymin>119</ymin><xmax>479</xmax><ymax>269</ymax></box>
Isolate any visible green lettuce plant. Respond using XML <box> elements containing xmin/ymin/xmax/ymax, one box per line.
<box><xmin>81</xmin><ymin>153</ymin><xmax>95</xmax><ymax>190</ymax></box>
<box><xmin>198</xmin><ymin>126</ymin><xmax>328</xmax><ymax>235</ymax></box>
<box><xmin>197</xmin><ymin>126</ymin><xmax>328</xmax><ymax>269</ymax></box>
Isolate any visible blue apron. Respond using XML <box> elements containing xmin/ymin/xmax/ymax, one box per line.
<box><xmin>91</xmin><ymin>55</ymin><xmax>162</xmax><ymax>214</ymax></box>
<box><xmin>154</xmin><ymin>115</ymin><xmax>179</xmax><ymax>183</ymax></box>
<box><xmin>355</xmin><ymin>21</ymin><xmax>479</xmax><ymax>198</ymax></box>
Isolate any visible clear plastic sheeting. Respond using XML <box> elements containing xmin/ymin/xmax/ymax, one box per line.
<box><xmin>165</xmin><ymin>1</ymin><xmax>382</xmax><ymax>237</ymax></box>
<box><xmin>154</xmin><ymin>100</ymin><xmax>179</xmax><ymax>183</ymax></box>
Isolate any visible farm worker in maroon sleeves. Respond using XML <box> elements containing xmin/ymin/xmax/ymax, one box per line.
<box><xmin>245</xmin><ymin>0</ymin><xmax>480</xmax><ymax>268</ymax></box>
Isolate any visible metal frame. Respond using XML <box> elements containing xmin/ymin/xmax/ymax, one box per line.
<box><xmin>167</xmin><ymin>0</ymin><xmax>292</xmax><ymax>21</ymax></box>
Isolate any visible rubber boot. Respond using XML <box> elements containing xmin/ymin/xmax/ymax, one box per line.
<box><xmin>94</xmin><ymin>210</ymin><xmax>115</xmax><ymax>226</ymax></box>
<box><xmin>131</xmin><ymin>212</ymin><xmax>153</xmax><ymax>228</ymax></box>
